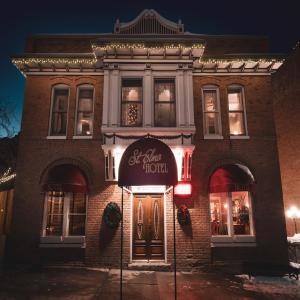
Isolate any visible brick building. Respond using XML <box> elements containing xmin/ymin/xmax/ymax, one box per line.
<box><xmin>8</xmin><ymin>10</ymin><xmax>289</xmax><ymax>270</ymax></box>
<box><xmin>272</xmin><ymin>44</ymin><xmax>300</xmax><ymax>237</ymax></box>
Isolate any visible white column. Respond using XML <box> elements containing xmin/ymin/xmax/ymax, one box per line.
<box><xmin>144</xmin><ymin>69</ymin><xmax>152</xmax><ymax>127</ymax></box>
<box><xmin>185</xmin><ymin>71</ymin><xmax>195</xmax><ymax>126</ymax></box>
<box><xmin>176</xmin><ymin>70</ymin><xmax>185</xmax><ymax>127</ymax></box>
<box><xmin>110</xmin><ymin>69</ymin><xmax>120</xmax><ymax>127</ymax></box>
<box><xmin>102</xmin><ymin>69</ymin><xmax>110</xmax><ymax>127</ymax></box>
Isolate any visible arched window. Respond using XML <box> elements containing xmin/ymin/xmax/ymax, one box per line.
<box><xmin>41</xmin><ymin>164</ymin><xmax>87</xmax><ymax>245</ymax></box>
<box><xmin>209</xmin><ymin>164</ymin><xmax>255</xmax><ymax>243</ymax></box>
<box><xmin>49</xmin><ymin>84</ymin><xmax>70</xmax><ymax>137</ymax></box>
<box><xmin>227</xmin><ymin>85</ymin><xmax>248</xmax><ymax>137</ymax></box>
<box><xmin>202</xmin><ymin>85</ymin><xmax>222</xmax><ymax>138</ymax></box>
<box><xmin>75</xmin><ymin>84</ymin><xmax>95</xmax><ymax>136</ymax></box>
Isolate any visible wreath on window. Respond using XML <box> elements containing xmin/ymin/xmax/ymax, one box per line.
<box><xmin>103</xmin><ymin>202</ymin><xmax>122</xmax><ymax>228</ymax></box>
<box><xmin>177</xmin><ymin>204</ymin><xmax>191</xmax><ymax>226</ymax></box>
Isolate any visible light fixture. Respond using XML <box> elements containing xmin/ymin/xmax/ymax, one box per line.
<box><xmin>174</xmin><ymin>183</ymin><xmax>192</xmax><ymax>196</ymax></box>
<box><xmin>286</xmin><ymin>206</ymin><xmax>300</xmax><ymax>234</ymax></box>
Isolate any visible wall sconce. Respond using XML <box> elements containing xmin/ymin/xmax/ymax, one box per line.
<box><xmin>286</xmin><ymin>206</ymin><xmax>300</xmax><ymax>234</ymax></box>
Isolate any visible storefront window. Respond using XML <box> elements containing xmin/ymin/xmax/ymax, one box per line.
<box><xmin>210</xmin><ymin>191</ymin><xmax>253</xmax><ymax>236</ymax></box>
<box><xmin>44</xmin><ymin>191</ymin><xmax>86</xmax><ymax>237</ymax></box>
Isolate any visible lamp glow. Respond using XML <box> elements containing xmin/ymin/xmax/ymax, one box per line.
<box><xmin>174</xmin><ymin>183</ymin><xmax>192</xmax><ymax>196</ymax></box>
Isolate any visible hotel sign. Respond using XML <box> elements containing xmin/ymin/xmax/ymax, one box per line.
<box><xmin>118</xmin><ymin>138</ymin><xmax>178</xmax><ymax>186</ymax></box>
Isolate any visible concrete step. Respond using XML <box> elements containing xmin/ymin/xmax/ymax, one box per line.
<box><xmin>128</xmin><ymin>261</ymin><xmax>171</xmax><ymax>271</ymax></box>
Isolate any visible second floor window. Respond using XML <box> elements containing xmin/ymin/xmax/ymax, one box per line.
<box><xmin>50</xmin><ymin>86</ymin><xmax>69</xmax><ymax>136</ymax></box>
<box><xmin>75</xmin><ymin>86</ymin><xmax>94</xmax><ymax>136</ymax></box>
<box><xmin>202</xmin><ymin>86</ymin><xmax>221</xmax><ymax>136</ymax></box>
<box><xmin>121</xmin><ymin>79</ymin><xmax>143</xmax><ymax>126</ymax></box>
<box><xmin>154</xmin><ymin>79</ymin><xmax>176</xmax><ymax>127</ymax></box>
<box><xmin>228</xmin><ymin>86</ymin><xmax>247</xmax><ymax>136</ymax></box>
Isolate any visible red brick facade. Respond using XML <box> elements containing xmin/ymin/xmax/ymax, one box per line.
<box><xmin>7</xmin><ymin>10</ymin><xmax>290</xmax><ymax>270</ymax></box>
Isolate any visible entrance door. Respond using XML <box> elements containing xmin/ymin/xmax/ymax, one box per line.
<box><xmin>132</xmin><ymin>194</ymin><xmax>164</xmax><ymax>261</ymax></box>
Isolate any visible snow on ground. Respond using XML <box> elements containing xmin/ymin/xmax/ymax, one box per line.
<box><xmin>236</xmin><ymin>274</ymin><xmax>300</xmax><ymax>296</ymax></box>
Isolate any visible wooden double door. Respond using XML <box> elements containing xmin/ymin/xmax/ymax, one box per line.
<box><xmin>132</xmin><ymin>194</ymin><xmax>165</xmax><ymax>261</ymax></box>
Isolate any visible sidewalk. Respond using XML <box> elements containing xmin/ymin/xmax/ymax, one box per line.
<box><xmin>0</xmin><ymin>267</ymin><xmax>299</xmax><ymax>299</ymax></box>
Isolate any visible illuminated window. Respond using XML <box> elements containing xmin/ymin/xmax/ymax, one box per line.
<box><xmin>49</xmin><ymin>85</ymin><xmax>69</xmax><ymax>136</ymax></box>
<box><xmin>210</xmin><ymin>191</ymin><xmax>254</xmax><ymax>236</ymax></box>
<box><xmin>228</xmin><ymin>86</ymin><xmax>247</xmax><ymax>136</ymax></box>
<box><xmin>121</xmin><ymin>79</ymin><xmax>143</xmax><ymax>126</ymax></box>
<box><xmin>75</xmin><ymin>86</ymin><xmax>94</xmax><ymax>136</ymax></box>
<box><xmin>202</xmin><ymin>86</ymin><xmax>222</xmax><ymax>137</ymax></box>
<box><xmin>44</xmin><ymin>191</ymin><xmax>86</xmax><ymax>237</ymax></box>
<box><xmin>154</xmin><ymin>79</ymin><xmax>176</xmax><ymax>127</ymax></box>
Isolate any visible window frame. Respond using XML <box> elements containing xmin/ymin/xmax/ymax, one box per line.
<box><xmin>209</xmin><ymin>191</ymin><xmax>255</xmax><ymax>246</ymax></box>
<box><xmin>74</xmin><ymin>84</ymin><xmax>95</xmax><ymax>138</ymax></box>
<box><xmin>40</xmin><ymin>191</ymin><xmax>87</xmax><ymax>247</ymax></box>
<box><xmin>120</xmin><ymin>78</ymin><xmax>143</xmax><ymax>127</ymax></box>
<box><xmin>48</xmin><ymin>84</ymin><xmax>70</xmax><ymax>138</ymax></box>
<box><xmin>201</xmin><ymin>85</ymin><xmax>223</xmax><ymax>139</ymax></box>
<box><xmin>154</xmin><ymin>77</ymin><xmax>176</xmax><ymax>127</ymax></box>
<box><xmin>227</xmin><ymin>84</ymin><xmax>249</xmax><ymax>139</ymax></box>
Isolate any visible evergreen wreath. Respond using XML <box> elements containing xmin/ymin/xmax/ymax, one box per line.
<box><xmin>103</xmin><ymin>202</ymin><xmax>122</xmax><ymax>228</ymax></box>
<box><xmin>177</xmin><ymin>204</ymin><xmax>191</xmax><ymax>225</ymax></box>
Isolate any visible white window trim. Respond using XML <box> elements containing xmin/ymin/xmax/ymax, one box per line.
<box><xmin>46</xmin><ymin>136</ymin><xmax>67</xmax><ymax>140</ymax></box>
<box><xmin>210</xmin><ymin>191</ymin><xmax>255</xmax><ymax>246</ymax></box>
<box><xmin>73</xmin><ymin>84</ymin><xmax>95</xmax><ymax>138</ymax></box>
<box><xmin>40</xmin><ymin>192</ymin><xmax>87</xmax><ymax>247</ymax></box>
<box><xmin>202</xmin><ymin>85</ymin><xmax>222</xmax><ymax>138</ymax></box>
<box><xmin>228</xmin><ymin>84</ymin><xmax>249</xmax><ymax>138</ymax></box>
<box><xmin>48</xmin><ymin>84</ymin><xmax>70</xmax><ymax>138</ymax></box>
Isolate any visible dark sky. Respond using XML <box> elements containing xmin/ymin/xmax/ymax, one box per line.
<box><xmin>0</xmin><ymin>0</ymin><xmax>299</xmax><ymax>137</ymax></box>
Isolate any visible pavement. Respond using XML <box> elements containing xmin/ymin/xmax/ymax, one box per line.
<box><xmin>0</xmin><ymin>267</ymin><xmax>299</xmax><ymax>299</ymax></box>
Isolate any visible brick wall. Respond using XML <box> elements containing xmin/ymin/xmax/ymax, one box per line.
<box><xmin>272</xmin><ymin>45</ymin><xmax>300</xmax><ymax>237</ymax></box>
<box><xmin>7</xmin><ymin>71</ymin><xmax>288</xmax><ymax>269</ymax></box>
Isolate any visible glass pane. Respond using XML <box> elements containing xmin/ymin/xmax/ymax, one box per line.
<box><xmin>228</xmin><ymin>89</ymin><xmax>243</xmax><ymax>111</ymax></box>
<box><xmin>51</xmin><ymin>112</ymin><xmax>67</xmax><ymax>135</ymax></box>
<box><xmin>205</xmin><ymin>113</ymin><xmax>219</xmax><ymax>135</ymax></box>
<box><xmin>155</xmin><ymin>103</ymin><xmax>176</xmax><ymax>127</ymax></box>
<box><xmin>53</xmin><ymin>89</ymin><xmax>68</xmax><ymax>112</ymax></box>
<box><xmin>76</xmin><ymin>112</ymin><xmax>93</xmax><ymax>135</ymax></box>
<box><xmin>78</xmin><ymin>98</ymin><xmax>93</xmax><ymax>112</ymax></box>
<box><xmin>46</xmin><ymin>192</ymin><xmax>64</xmax><ymax>236</ymax></box>
<box><xmin>210</xmin><ymin>193</ymin><xmax>228</xmax><ymax>235</ymax></box>
<box><xmin>69</xmin><ymin>215</ymin><xmax>86</xmax><ymax>236</ymax></box>
<box><xmin>79</xmin><ymin>89</ymin><xmax>93</xmax><ymax>99</ymax></box>
<box><xmin>121</xmin><ymin>103</ymin><xmax>142</xmax><ymax>126</ymax></box>
<box><xmin>155</xmin><ymin>80</ymin><xmax>175</xmax><ymax>102</ymax></box>
<box><xmin>229</xmin><ymin>112</ymin><xmax>245</xmax><ymax>135</ymax></box>
<box><xmin>204</xmin><ymin>90</ymin><xmax>217</xmax><ymax>112</ymax></box>
<box><xmin>70</xmin><ymin>193</ymin><xmax>86</xmax><ymax>214</ymax></box>
<box><xmin>122</xmin><ymin>79</ymin><xmax>142</xmax><ymax>101</ymax></box>
<box><xmin>232</xmin><ymin>191</ymin><xmax>251</xmax><ymax>235</ymax></box>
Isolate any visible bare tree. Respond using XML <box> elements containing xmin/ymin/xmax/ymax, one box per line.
<box><xmin>0</xmin><ymin>99</ymin><xmax>17</xmax><ymax>138</ymax></box>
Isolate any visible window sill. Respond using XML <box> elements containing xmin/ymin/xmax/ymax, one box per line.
<box><xmin>72</xmin><ymin>136</ymin><xmax>93</xmax><ymax>139</ymax></box>
<box><xmin>230</xmin><ymin>135</ymin><xmax>250</xmax><ymax>140</ymax></box>
<box><xmin>46</xmin><ymin>136</ymin><xmax>67</xmax><ymax>140</ymax></box>
<box><xmin>211</xmin><ymin>235</ymin><xmax>256</xmax><ymax>246</ymax></box>
<box><xmin>40</xmin><ymin>236</ymin><xmax>85</xmax><ymax>248</ymax></box>
<box><xmin>204</xmin><ymin>135</ymin><xmax>224</xmax><ymax>140</ymax></box>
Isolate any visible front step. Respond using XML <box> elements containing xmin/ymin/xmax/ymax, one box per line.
<box><xmin>128</xmin><ymin>261</ymin><xmax>171</xmax><ymax>271</ymax></box>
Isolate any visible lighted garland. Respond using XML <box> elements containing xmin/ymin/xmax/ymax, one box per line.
<box><xmin>103</xmin><ymin>202</ymin><xmax>122</xmax><ymax>228</ymax></box>
<box><xmin>177</xmin><ymin>204</ymin><xmax>191</xmax><ymax>226</ymax></box>
<box><xmin>0</xmin><ymin>168</ymin><xmax>16</xmax><ymax>185</ymax></box>
<box><xmin>199</xmin><ymin>57</ymin><xmax>285</xmax><ymax>64</ymax></box>
<box><xmin>92</xmin><ymin>42</ymin><xmax>205</xmax><ymax>51</ymax></box>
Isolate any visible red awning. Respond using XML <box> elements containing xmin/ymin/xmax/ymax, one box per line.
<box><xmin>209</xmin><ymin>165</ymin><xmax>254</xmax><ymax>193</ymax></box>
<box><xmin>42</xmin><ymin>164</ymin><xmax>87</xmax><ymax>193</ymax></box>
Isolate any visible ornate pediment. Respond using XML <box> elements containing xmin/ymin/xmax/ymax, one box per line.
<box><xmin>114</xmin><ymin>9</ymin><xmax>184</xmax><ymax>35</ymax></box>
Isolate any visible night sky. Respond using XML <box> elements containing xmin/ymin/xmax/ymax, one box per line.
<box><xmin>0</xmin><ymin>0</ymin><xmax>299</xmax><ymax>137</ymax></box>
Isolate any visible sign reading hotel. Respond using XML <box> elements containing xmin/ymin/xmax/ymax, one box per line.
<box><xmin>118</xmin><ymin>138</ymin><xmax>178</xmax><ymax>187</ymax></box>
